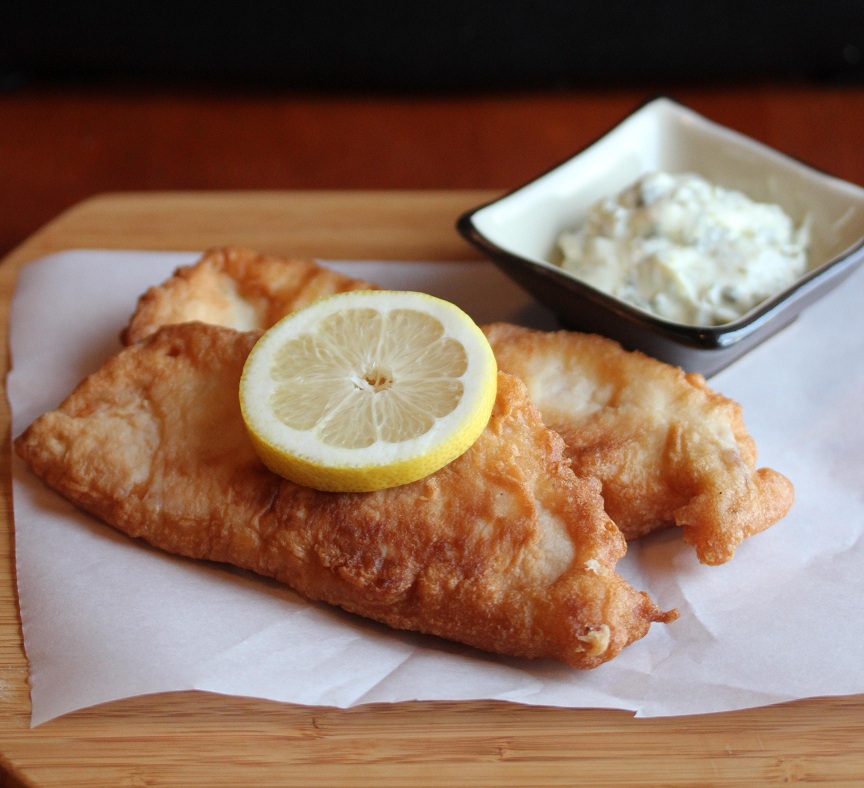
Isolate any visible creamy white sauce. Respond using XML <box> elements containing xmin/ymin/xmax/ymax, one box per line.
<box><xmin>556</xmin><ymin>172</ymin><xmax>810</xmax><ymax>326</ymax></box>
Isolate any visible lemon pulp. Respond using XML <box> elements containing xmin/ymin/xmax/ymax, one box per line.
<box><xmin>239</xmin><ymin>290</ymin><xmax>497</xmax><ymax>492</ymax></box>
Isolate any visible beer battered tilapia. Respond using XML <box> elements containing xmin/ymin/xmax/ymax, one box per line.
<box><xmin>15</xmin><ymin>323</ymin><xmax>675</xmax><ymax>669</ymax></box>
<box><xmin>122</xmin><ymin>249</ymin><xmax>793</xmax><ymax>565</ymax></box>
<box><xmin>484</xmin><ymin>323</ymin><xmax>794</xmax><ymax>566</ymax></box>
<box><xmin>122</xmin><ymin>247</ymin><xmax>378</xmax><ymax>345</ymax></box>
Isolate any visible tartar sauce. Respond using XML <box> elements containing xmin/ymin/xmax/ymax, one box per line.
<box><xmin>556</xmin><ymin>172</ymin><xmax>810</xmax><ymax>326</ymax></box>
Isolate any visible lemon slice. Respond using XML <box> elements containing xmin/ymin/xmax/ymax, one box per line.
<box><xmin>239</xmin><ymin>290</ymin><xmax>498</xmax><ymax>492</ymax></box>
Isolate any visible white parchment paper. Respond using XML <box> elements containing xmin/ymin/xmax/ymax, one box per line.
<box><xmin>8</xmin><ymin>250</ymin><xmax>864</xmax><ymax>725</ymax></box>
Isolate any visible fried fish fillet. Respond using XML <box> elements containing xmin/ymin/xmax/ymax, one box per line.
<box><xmin>15</xmin><ymin>322</ymin><xmax>675</xmax><ymax>668</ymax></box>
<box><xmin>122</xmin><ymin>247</ymin><xmax>378</xmax><ymax>345</ymax></box>
<box><xmin>121</xmin><ymin>250</ymin><xmax>793</xmax><ymax>564</ymax></box>
<box><xmin>483</xmin><ymin>323</ymin><xmax>794</xmax><ymax>565</ymax></box>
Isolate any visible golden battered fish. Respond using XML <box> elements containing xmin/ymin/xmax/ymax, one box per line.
<box><xmin>121</xmin><ymin>250</ymin><xmax>793</xmax><ymax>565</ymax></box>
<box><xmin>122</xmin><ymin>247</ymin><xmax>378</xmax><ymax>345</ymax></box>
<box><xmin>15</xmin><ymin>323</ymin><xmax>675</xmax><ymax>669</ymax></box>
<box><xmin>483</xmin><ymin>323</ymin><xmax>794</xmax><ymax>565</ymax></box>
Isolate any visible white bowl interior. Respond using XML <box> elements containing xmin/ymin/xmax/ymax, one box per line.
<box><xmin>472</xmin><ymin>98</ymin><xmax>864</xmax><ymax>278</ymax></box>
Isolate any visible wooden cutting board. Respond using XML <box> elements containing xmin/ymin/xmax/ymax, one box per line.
<box><xmin>1</xmin><ymin>191</ymin><xmax>861</xmax><ymax>786</ymax></box>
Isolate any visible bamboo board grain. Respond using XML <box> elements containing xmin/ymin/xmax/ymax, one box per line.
<box><xmin>0</xmin><ymin>191</ymin><xmax>862</xmax><ymax>786</ymax></box>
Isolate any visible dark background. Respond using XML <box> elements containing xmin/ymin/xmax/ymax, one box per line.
<box><xmin>2</xmin><ymin>1</ymin><xmax>863</xmax><ymax>92</ymax></box>
<box><xmin>3</xmin><ymin>2</ymin><xmax>864</xmax><ymax>261</ymax></box>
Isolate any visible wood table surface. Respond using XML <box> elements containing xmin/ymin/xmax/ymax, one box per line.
<box><xmin>4</xmin><ymin>83</ymin><xmax>864</xmax><ymax>261</ymax></box>
<box><xmin>1</xmin><ymin>85</ymin><xmax>864</xmax><ymax>785</ymax></box>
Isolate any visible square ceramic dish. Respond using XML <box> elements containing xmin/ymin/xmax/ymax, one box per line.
<box><xmin>457</xmin><ymin>96</ymin><xmax>864</xmax><ymax>376</ymax></box>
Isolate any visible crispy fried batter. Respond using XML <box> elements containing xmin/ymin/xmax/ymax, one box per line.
<box><xmin>15</xmin><ymin>323</ymin><xmax>674</xmax><ymax>668</ymax></box>
<box><xmin>122</xmin><ymin>247</ymin><xmax>378</xmax><ymax>345</ymax></box>
<box><xmin>483</xmin><ymin>323</ymin><xmax>794</xmax><ymax>565</ymax></box>
<box><xmin>121</xmin><ymin>251</ymin><xmax>793</xmax><ymax>564</ymax></box>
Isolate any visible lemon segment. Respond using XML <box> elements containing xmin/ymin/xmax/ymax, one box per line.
<box><xmin>239</xmin><ymin>290</ymin><xmax>497</xmax><ymax>492</ymax></box>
